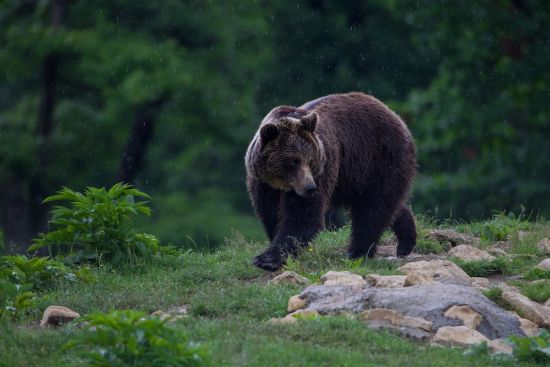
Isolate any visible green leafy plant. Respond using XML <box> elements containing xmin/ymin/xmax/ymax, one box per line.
<box><xmin>0</xmin><ymin>280</ymin><xmax>39</xmax><ymax>322</ymax></box>
<box><xmin>452</xmin><ymin>257</ymin><xmax>510</xmax><ymax>277</ymax></box>
<box><xmin>509</xmin><ymin>330</ymin><xmax>550</xmax><ymax>362</ymax></box>
<box><xmin>28</xmin><ymin>183</ymin><xmax>168</xmax><ymax>266</ymax></box>
<box><xmin>64</xmin><ymin>310</ymin><xmax>210</xmax><ymax>367</ymax></box>
<box><xmin>0</xmin><ymin>255</ymin><xmax>77</xmax><ymax>292</ymax></box>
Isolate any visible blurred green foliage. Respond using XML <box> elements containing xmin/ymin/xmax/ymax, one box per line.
<box><xmin>0</xmin><ymin>1</ymin><xmax>548</xmax><ymax>250</ymax></box>
<box><xmin>64</xmin><ymin>309</ymin><xmax>211</xmax><ymax>366</ymax></box>
<box><xmin>29</xmin><ymin>183</ymin><xmax>175</xmax><ymax>265</ymax></box>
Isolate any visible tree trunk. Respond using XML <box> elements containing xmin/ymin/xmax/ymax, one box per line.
<box><xmin>118</xmin><ymin>98</ymin><xmax>166</xmax><ymax>184</ymax></box>
<box><xmin>27</xmin><ymin>0</ymin><xmax>65</xmax><ymax>249</ymax></box>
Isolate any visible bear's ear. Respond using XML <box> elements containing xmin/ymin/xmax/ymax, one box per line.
<box><xmin>260</xmin><ymin>123</ymin><xmax>279</xmax><ymax>146</ymax></box>
<box><xmin>300</xmin><ymin>112</ymin><xmax>318</xmax><ymax>133</ymax></box>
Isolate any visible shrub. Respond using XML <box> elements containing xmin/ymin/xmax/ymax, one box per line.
<box><xmin>28</xmin><ymin>183</ymin><xmax>173</xmax><ymax>266</ymax></box>
<box><xmin>64</xmin><ymin>310</ymin><xmax>210</xmax><ymax>367</ymax></box>
<box><xmin>0</xmin><ymin>280</ymin><xmax>39</xmax><ymax>322</ymax></box>
<box><xmin>0</xmin><ymin>255</ymin><xmax>78</xmax><ymax>292</ymax></box>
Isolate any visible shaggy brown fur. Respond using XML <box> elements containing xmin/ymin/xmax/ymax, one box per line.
<box><xmin>245</xmin><ymin>92</ymin><xmax>417</xmax><ymax>271</ymax></box>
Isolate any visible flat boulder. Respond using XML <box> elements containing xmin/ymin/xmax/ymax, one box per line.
<box><xmin>448</xmin><ymin>245</ymin><xmax>495</xmax><ymax>262</ymax></box>
<box><xmin>269</xmin><ymin>271</ymin><xmax>310</xmax><ymax>285</ymax></box>
<box><xmin>319</xmin><ymin>271</ymin><xmax>367</xmax><ymax>286</ymax></box>
<box><xmin>298</xmin><ymin>283</ymin><xmax>524</xmax><ymax>339</ymax></box>
<box><xmin>427</xmin><ymin>229</ymin><xmax>479</xmax><ymax>247</ymax></box>
<box><xmin>397</xmin><ymin>260</ymin><xmax>472</xmax><ymax>285</ymax></box>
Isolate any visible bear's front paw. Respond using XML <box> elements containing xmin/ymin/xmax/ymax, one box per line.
<box><xmin>253</xmin><ymin>250</ymin><xmax>284</xmax><ymax>272</ymax></box>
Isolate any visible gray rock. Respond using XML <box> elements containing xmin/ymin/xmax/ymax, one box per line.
<box><xmin>299</xmin><ymin>283</ymin><xmax>524</xmax><ymax>339</ymax></box>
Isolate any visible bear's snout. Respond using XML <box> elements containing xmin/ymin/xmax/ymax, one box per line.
<box><xmin>303</xmin><ymin>182</ymin><xmax>317</xmax><ymax>197</ymax></box>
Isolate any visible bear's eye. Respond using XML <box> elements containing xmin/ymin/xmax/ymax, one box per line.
<box><xmin>290</xmin><ymin>159</ymin><xmax>300</xmax><ymax>167</ymax></box>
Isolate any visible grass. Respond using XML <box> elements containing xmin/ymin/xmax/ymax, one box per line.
<box><xmin>451</xmin><ymin>257</ymin><xmax>511</xmax><ymax>277</ymax></box>
<box><xmin>2</xmin><ymin>218</ymin><xmax>550</xmax><ymax>366</ymax></box>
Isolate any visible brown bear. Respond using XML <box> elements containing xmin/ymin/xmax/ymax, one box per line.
<box><xmin>245</xmin><ymin>92</ymin><xmax>417</xmax><ymax>271</ymax></box>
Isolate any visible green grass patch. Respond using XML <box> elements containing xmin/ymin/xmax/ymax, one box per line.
<box><xmin>455</xmin><ymin>211</ymin><xmax>537</xmax><ymax>244</ymax></box>
<box><xmin>517</xmin><ymin>281</ymin><xmax>550</xmax><ymax>304</ymax></box>
<box><xmin>452</xmin><ymin>257</ymin><xmax>511</xmax><ymax>277</ymax></box>
<box><xmin>523</xmin><ymin>268</ymin><xmax>550</xmax><ymax>281</ymax></box>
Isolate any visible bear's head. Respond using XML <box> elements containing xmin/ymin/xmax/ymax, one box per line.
<box><xmin>251</xmin><ymin>108</ymin><xmax>326</xmax><ymax>197</ymax></box>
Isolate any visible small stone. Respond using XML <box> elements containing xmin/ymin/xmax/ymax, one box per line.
<box><xmin>432</xmin><ymin>326</ymin><xmax>489</xmax><ymax>346</ymax></box>
<box><xmin>270</xmin><ymin>271</ymin><xmax>310</xmax><ymax>285</ymax></box>
<box><xmin>488</xmin><ymin>248</ymin><xmax>508</xmax><ymax>257</ymax></box>
<box><xmin>537</xmin><ymin>238</ymin><xmax>550</xmax><ymax>254</ymax></box>
<box><xmin>362</xmin><ymin>308</ymin><xmax>432</xmax><ymax>331</ymax></box>
<box><xmin>518</xmin><ymin>317</ymin><xmax>540</xmax><ymax>337</ymax></box>
<box><xmin>319</xmin><ymin>271</ymin><xmax>367</xmax><ymax>286</ymax></box>
<box><xmin>502</xmin><ymin>291</ymin><xmax>550</xmax><ymax>327</ymax></box>
<box><xmin>397</xmin><ymin>260</ymin><xmax>472</xmax><ymax>285</ymax></box>
<box><xmin>536</xmin><ymin>259</ymin><xmax>550</xmax><ymax>270</ymax></box>
<box><xmin>150</xmin><ymin>310</ymin><xmax>172</xmax><ymax>320</ymax></box>
<box><xmin>444</xmin><ymin>305</ymin><xmax>483</xmax><ymax>330</ymax></box>
<box><xmin>448</xmin><ymin>245</ymin><xmax>495</xmax><ymax>262</ymax></box>
<box><xmin>40</xmin><ymin>306</ymin><xmax>80</xmax><ymax>328</ymax></box>
<box><xmin>427</xmin><ymin>229</ymin><xmax>479</xmax><ymax>247</ymax></box>
<box><xmin>287</xmin><ymin>295</ymin><xmax>306</xmax><ymax>312</ymax></box>
<box><xmin>270</xmin><ymin>309</ymin><xmax>320</xmax><ymax>324</ymax></box>
<box><xmin>365</xmin><ymin>274</ymin><xmax>406</xmax><ymax>288</ymax></box>
<box><xmin>487</xmin><ymin>339</ymin><xmax>513</xmax><ymax>354</ymax></box>
<box><xmin>471</xmin><ymin>277</ymin><xmax>491</xmax><ymax>291</ymax></box>
<box><xmin>403</xmin><ymin>273</ymin><xmax>435</xmax><ymax>286</ymax></box>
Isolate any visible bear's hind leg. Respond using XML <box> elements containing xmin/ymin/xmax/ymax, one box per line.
<box><xmin>348</xmin><ymin>201</ymin><xmax>394</xmax><ymax>259</ymax></box>
<box><xmin>392</xmin><ymin>206</ymin><xmax>416</xmax><ymax>257</ymax></box>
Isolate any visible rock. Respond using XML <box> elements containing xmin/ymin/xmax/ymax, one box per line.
<box><xmin>491</xmin><ymin>241</ymin><xmax>513</xmax><ymax>252</ymax></box>
<box><xmin>536</xmin><ymin>258</ymin><xmax>550</xmax><ymax>270</ymax></box>
<box><xmin>488</xmin><ymin>248</ymin><xmax>508</xmax><ymax>257</ymax></box>
<box><xmin>397</xmin><ymin>260</ymin><xmax>472</xmax><ymax>285</ymax></box>
<box><xmin>362</xmin><ymin>308</ymin><xmax>432</xmax><ymax>331</ymax></box>
<box><xmin>487</xmin><ymin>339</ymin><xmax>513</xmax><ymax>354</ymax></box>
<box><xmin>518</xmin><ymin>317</ymin><xmax>540</xmax><ymax>337</ymax></box>
<box><xmin>537</xmin><ymin>238</ymin><xmax>550</xmax><ymax>254</ymax></box>
<box><xmin>288</xmin><ymin>295</ymin><xmax>307</xmax><ymax>312</ymax></box>
<box><xmin>545</xmin><ymin>299</ymin><xmax>550</xmax><ymax>308</ymax></box>
<box><xmin>365</xmin><ymin>274</ymin><xmax>406</xmax><ymax>288</ymax></box>
<box><xmin>427</xmin><ymin>229</ymin><xmax>479</xmax><ymax>247</ymax></box>
<box><xmin>377</xmin><ymin>244</ymin><xmax>396</xmax><ymax>257</ymax></box>
<box><xmin>150</xmin><ymin>305</ymin><xmax>188</xmax><ymax>321</ymax></box>
<box><xmin>448</xmin><ymin>245</ymin><xmax>495</xmax><ymax>262</ymax></box>
<box><xmin>471</xmin><ymin>277</ymin><xmax>491</xmax><ymax>291</ymax></box>
<box><xmin>502</xmin><ymin>291</ymin><xmax>550</xmax><ymax>327</ymax></box>
<box><xmin>444</xmin><ymin>305</ymin><xmax>482</xmax><ymax>330</ymax></box>
<box><xmin>269</xmin><ymin>309</ymin><xmax>319</xmax><ymax>325</ymax></box>
<box><xmin>319</xmin><ymin>271</ymin><xmax>367</xmax><ymax>286</ymax></box>
<box><xmin>40</xmin><ymin>306</ymin><xmax>80</xmax><ymax>328</ymax></box>
<box><xmin>432</xmin><ymin>326</ymin><xmax>489</xmax><ymax>346</ymax></box>
<box><xmin>299</xmin><ymin>283</ymin><xmax>524</xmax><ymax>339</ymax></box>
<box><xmin>269</xmin><ymin>271</ymin><xmax>310</xmax><ymax>285</ymax></box>
<box><xmin>403</xmin><ymin>273</ymin><xmax>435</xmax><ymax>286</ymax></box>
